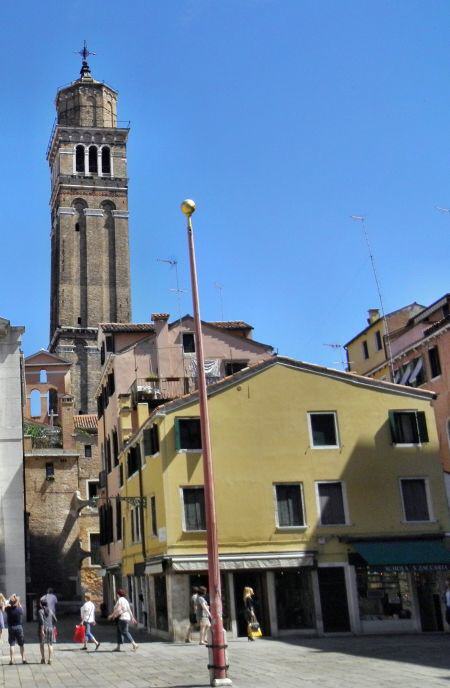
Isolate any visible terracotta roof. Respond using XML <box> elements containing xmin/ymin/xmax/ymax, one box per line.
<box><xmin>74</xmin><ymin>414</ymin><xmax>98</xmax><ymax>431</ymax></box>
<box><xmin>99</xmin><ymin>323</ymin><xmax>155</xmax><ymax>333</ymax></box>
<box><xmin>423</xmin><ymin>314</ymin><xmax>450</xmax><ymax>338</ymax></box>
<box><xmin>207</xmin><ymin>321</ymin><xmax>253</xmax><ymax>330</ymax></box>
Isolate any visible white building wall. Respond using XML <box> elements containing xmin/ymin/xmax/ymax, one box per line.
<box><xmin>0</xmin><ymin>318</ymin><xmax>26</xmax><ymax>601</ymax></box>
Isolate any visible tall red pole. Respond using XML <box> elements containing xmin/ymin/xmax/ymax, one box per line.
<box><xmin>181</xmin><ymin>200</ymin><xmax>231</xmax><ymax>687</ymax></box>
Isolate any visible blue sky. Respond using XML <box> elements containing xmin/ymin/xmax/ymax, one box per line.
<box><xmin>1</xmin><ymin>1</ymin><xmax>449</xmax><ymax>367</ymax></box>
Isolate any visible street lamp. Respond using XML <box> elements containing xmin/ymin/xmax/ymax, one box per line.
<box><xmin>181</xmin><ymin>200</ymin><xmax>231</xmax><ymax>687</ymax></box>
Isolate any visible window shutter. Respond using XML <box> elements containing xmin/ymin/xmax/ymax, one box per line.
<box><xmin>417</xmin><ymin>411</ymin><xmax>429</xmax><ymax>443</ymax></box>
<box><xmin>175</xmin><ymin>419</ymin><xmax>181</xmax><ymax>451</ymax></box>
<box><xmin>143</xmin><ymin>429</ymin><xmax>152</xmax><ymax>456</ymax></box>
<box><xmin>388</xmin><ymin>411</ymin><xmax>398</xmax><ymax>443</ymax></box>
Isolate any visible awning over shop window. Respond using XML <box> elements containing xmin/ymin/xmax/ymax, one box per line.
<box><xmin>351</xmin><ymin>540</ymin><xmax>450</xmax><ymax>572</ymax></box>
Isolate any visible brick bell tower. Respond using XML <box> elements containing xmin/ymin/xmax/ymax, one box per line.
<box><xmin>47</xmin><ymin>45</ymin><xmax>131</xmax><ymax>413</ymax></box>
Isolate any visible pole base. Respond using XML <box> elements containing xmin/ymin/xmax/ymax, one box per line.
<box><xmin>211</xmin><ymin>679</ymin><xmax>233</xmax><ymax>687</ymax></box>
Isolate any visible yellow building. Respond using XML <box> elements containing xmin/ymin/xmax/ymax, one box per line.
<box><xmin>344</xmin><ymin>303</ymin><xmax>423</xmax><ymax>379</ymax></box>
<box><xmin>115</xmin><ymin>356</ymin><xmax>450</xmax><ymax>640</ymax></box>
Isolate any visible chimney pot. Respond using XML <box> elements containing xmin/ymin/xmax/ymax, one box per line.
<box><xmin>367</xmin><ymin>308</ymin><xmax>380</xmax><ymax>325</ymax></box>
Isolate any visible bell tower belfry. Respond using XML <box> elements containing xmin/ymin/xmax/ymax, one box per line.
<box><xmin>47</xmin><ymin>47</ymin><xmax>131</xmax><ymax>413</ymax></box>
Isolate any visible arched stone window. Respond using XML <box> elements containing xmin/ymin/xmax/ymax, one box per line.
<box><xmin>101</xmin><ymin>146</ymin><xmax>111</xmax><ymax>175</ymax></box>
<box><xmin>89</xmin><ymin>146</ymin><xmax>98</xmax><ymax>174</ymax></box>
<box><xmin>39</xmin><ymin>370</ymin><xmax>47</xmax><ymax>383</ymax></box>
<box><xmin>30</xmin><ymin>389</ymin><xmax>41</xmax><ymax>417</ymax></box>
<box><xmin>106</xmin><ymin>101</ymin><xmax>114</xmax><ymax>127</ymax></box>
<box><xmin>76</xmin><ymin>145</ymin><xmax>85</xmax><ymax>173</ymax></box>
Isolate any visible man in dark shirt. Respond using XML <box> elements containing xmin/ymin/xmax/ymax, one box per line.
<box><xmin>5</xmin><ymin>595</ymin><xmax>27</xmax><ymax>665</ymax></box>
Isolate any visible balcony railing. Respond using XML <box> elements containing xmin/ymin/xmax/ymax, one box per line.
<box><xmin>130</xmin><ymin>377</ymin><xmax>197</xmax><ymax>407</ymax></box>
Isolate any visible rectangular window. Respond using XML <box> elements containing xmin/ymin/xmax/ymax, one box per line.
<box><xmin>389</xmin><ymin>410</ymin><xmax>429</xmax><ymax>444</ymax></box>
<box><xmin>429</xmin><ymin>346</ymin><xmax>441</xmax><ymax>378</ymax></box>
<box><xmin>317</xmin><ymin>481</ymin><xmax>347</xmax><ymax>525</ymax></box>
<box><xmin>116</xmin><ymin>497</ymin><xmax>122</xmax><ymax>540</ymax></box>
<box><xmin>400</xmin><ymin>478</ymin><xmax>431</xmax><ymax>522</ymax></box>
<box><xmin>127</xmin><ymin>444</ymin><xmax>141</xmax><ymax>477</ymax></box>
<box><xmin>87</xmin><ymin>480</ymin><xmax>99</xmax><ymax>501</ymax></box>
<box><xmin>106</xmin><ymin>437</ymin><xmax>112</xmax><ymax>473</ymax></box>
<box><xmin>107</xmin><ymin>372</ymin><xmax>115</xmax><ymax>397</ymax></box>
<box><xmin>308</xmin><ymin>412</ymin><xmax>339</xmax><ymax>448</ymax></box>
<box><xmin>182</xmin><ymin>487</ymin><xmax>206</xmax><ymax>531</ymax></box>
<box><xmin>89</xmin><ymin>533</ymin><xmax>101</xmax><ymax>566</ymax></box>
<box><xmin>175</xmin><ymin>418</ymin><xmax>202</xmax><ymax>451</ymax></box>
<box><xmin>105</xmin><ymin>334</ymin><xmax>115</xmax><ymax>353</ymax></box>
<box><xmin>182</xmin><ymin>332</ymin><xmax>196</xmax><ymax>353</ymax></box>
<box><xmin>224</xmin><ymin>360</ymin><xmax>248</xmax><ymax>376</ymax></box>
<box><xmin>112</xmin><ymin>429</ymin><xmax>119</xmax><ymax>466</ymax></box>
<box><xmin>46</xmin><ymin>462</ymin><xmax>55</xmax><ymax>481</ymax></box>
<box><xmin>275</xmin><ymin>484</ymin><xmax>305</xmax><ymax>527</ymax></box>
<box><xmin>84</xmin><ymin>444</ymin><xmax>92</xmax><ymax>458</ymax></box>
<box><xmin>362</xmin><ymin>340</ymin><xmax>369</xmax><ymax>359</ymax></box>
<box><xmin>132</xmin><ymin>507</ymin><xmax>141</xmax><ymax>542</ymax></box>
<box><xmin>119</xmin><ymin>464</ymin><xmax>124</xmax><ymax>487</ymax></box>
<box><xmin>150</xmin><ymin>496</ymin><xmax>158</xmax><ymax>537</ymax></box>
<box><xmin>143</xmin><ymin>424</ymin><xmax>159</xmax><ymax>456</ymax></box>
<box><xmin>375</xmin><ymin>331</ymin><xmax>383</xmax><ymax>351</ymax></box>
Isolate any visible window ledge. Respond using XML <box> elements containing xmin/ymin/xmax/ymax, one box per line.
<box><xmin>401</xmin><ymin>519</ymin><xmax>436</xmax><ymax>525</ymax></box>
<box><xmin>318</xmin><ymin>523</ymin><xmax>353</xmax><ymax>528</ymax></box>
<box><xmin>393</xmin><ymin>443</ymin><xmax>423</xmax><ymax>448</ymax></box>
<box><xmin>276</xmin><ymin>526</ymin><xmax>308</xmax><ymax>532</ymax></box>
<box><xmin>177</xmin><ymin>449</ymin><xmax>202</xmax><ymax>454</ymax></box>
<box><xmin>310</xmin><ymin>445</ymin><xmax>340</xmax><ymax>450</ymax></box>
<box><xmin>150</xmin><ymin>452</ymin><xmax>160</xmax><ymax>458</ymax></box>
<box><xmin>183</xmin><ymin>529</ymin><xmax>207</xmax><ymax>534</ymax></box>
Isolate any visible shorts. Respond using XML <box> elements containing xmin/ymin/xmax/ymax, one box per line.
<box><xmin>8</xmin><ymin>625</ymin><xmax>24</xmax><ymax>647</ymax></box>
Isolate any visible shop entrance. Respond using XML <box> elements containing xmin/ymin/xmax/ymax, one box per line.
<box><xmin>414</xmin><ymin>572</ymin><xmax>444</xmax><ymax>632</ymax></box>
<box><xmin>318</xmin><ymin>566</ymin><xmax>351</xmax><ymax>633</ymax></box>
<box><xmin>233</xmin><ymin>571</ymin><xmax>270</xmax><ymax>637</ymax></box>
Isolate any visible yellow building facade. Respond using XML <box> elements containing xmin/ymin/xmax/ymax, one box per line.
<box><xmin>116</xmin><ymin>357</ymin><xmax>450</xmax><ymax>640</ymax></box>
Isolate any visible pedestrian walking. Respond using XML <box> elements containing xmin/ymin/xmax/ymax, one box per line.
<box><xmin>38</xmin><ymin>599</ymin><xmax>57</xmax><ymax>665</ymax></box>
<box><xmin>196</xmin><ymin>586</ymin><xmax>211</xmax><ymax>645</ymax></box>
<box><xmin>109</xmin><ymin>589</ymin><xmax>138</xmax><ymax>652</ymax></box>
<box><xmin>243</xmin><ymin>586</ymin><xmax>259</xmax><ymax>641</ymax></box>
<box><xmin>80</xmin><ymin>593</ymin><xmax>100</xmax><ymax>651</ymax></box>
<box><xmin>185</xmin><ymin>586</ymin><xmax>199</xmax><ymax>643</ymax></box>
<box><xmin>5</xmin><ymin>594</ymin><xmax>26</xmax><ymax>664</ymax></box>
<box><xmin>40</xmin><ymin>587</ymin><xmax>58</xmax><ymax>615</ymax></box>
<box><xmin>0</xmin><ymin>593</ymin><xmax>6</xmax><ymax>641</ymax></box>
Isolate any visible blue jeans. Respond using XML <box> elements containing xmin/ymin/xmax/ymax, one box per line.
<box><xmin>83</xmin><ymin>622</ymin><xmax>95</xmax><ymax>642</ymax></box>
<box><xmin>117</xmin><ymin>619</ymin><xmax>134</xmax><ymax>645</ymax></box>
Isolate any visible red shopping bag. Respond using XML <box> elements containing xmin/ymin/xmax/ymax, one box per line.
<box><xmin>73</xmin><ymin>624</ymin><xmax>86</xmax><ymax>643</ymax></box>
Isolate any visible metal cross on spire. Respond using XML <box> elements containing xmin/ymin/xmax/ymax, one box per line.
<box><xmin>75</xmin><ymin>40</ymin><xmax>96</xmax><ymax>78</ymax></box>
<box><xmin>77</xmin><ymin>40</ymin><xmax>96</xmax><ymax>62</ymax></box>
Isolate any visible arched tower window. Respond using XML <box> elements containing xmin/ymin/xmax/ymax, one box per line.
<box><xmin>39</xmin><ymin>370</ymin><xmax>47</xmax><ymax>383</ymax></box>
<box><xmin>76</xmin><ymin>145</ymin><xmax>85</xmax><ymax>173</ymax></box>
<box><xmin>106</xmin><ymin>101</ymin><xmax>114</xmax><ymax>127</ymax></box>
<box><xmin>30</xmin><ymin>389</ymin><xmax>41</xmax><ymax>417</ymax></box>
<box><xmin>89</xmin><ymin>146</ymin><xmax>98</xmax><ymax>174</ymax></box>
<box><xmin>101</xmin><ymin>147</ymin><xmax>111</xmax><ymax>175</ymax></box>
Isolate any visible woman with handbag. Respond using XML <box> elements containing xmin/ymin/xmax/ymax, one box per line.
<box><xmin>108</xmin><ymin>589</ymin><xmax>138</xmax><ymax>652</ymax></box>
<box><xmin>80</xmin><ymin>592</ymin><xmax>100</xmax><ymax>651</ymax></box>
<box><xmin>243</xmin><ymin>587</ymin><xmax>260</xmax><ymax>642</ymax></box>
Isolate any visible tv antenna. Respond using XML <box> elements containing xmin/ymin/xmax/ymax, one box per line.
<box><xmin>157</xmin><ymin>258</ymin><xmax>187</xmax><ymax>327</ymax></box>
<box><xmin>350</xmin><ymin>215</ymin><xmax>395</xmax><ymax>381</ymax></box>
<box><xmin>323</xmin><ymin>343</ymin><xmax>346</xmax><ymax>370</ymax></box>
<box><xmin>214</xmin><ymin>282</ymin><xmax>225</xmax><ymax>321</ymax></box>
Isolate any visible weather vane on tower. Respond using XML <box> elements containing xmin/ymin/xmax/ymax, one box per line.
<box><xmin>75</xmin><ymin>40</ymin><xmax>96</xmax><ymax>78</ymax></box>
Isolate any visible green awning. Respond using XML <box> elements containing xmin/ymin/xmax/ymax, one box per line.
<box><xmin>352</xmin><ymin>540</ymin><xmax>450</xmax><ymax>572</ymax></box>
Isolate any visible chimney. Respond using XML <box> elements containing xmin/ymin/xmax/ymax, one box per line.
<box><xmin>151</xmin><ymin>313</ymin><xmax>170</xmax><ymax>379</ymax></box>
<box><xmin>367</xmin><ymin>308</ymin><xmax>380</xmax><ymax>325</ymax></box>
<box><xmin>61</xmin><ymin>394</ymin><xmax>76</xmax><ymax>450</ymax></box>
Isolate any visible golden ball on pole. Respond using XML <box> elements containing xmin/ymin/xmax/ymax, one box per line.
<box><xmin>181</xmin><ymin>199</ymin><xmax>196</xmax><ymax>217</ymax></box>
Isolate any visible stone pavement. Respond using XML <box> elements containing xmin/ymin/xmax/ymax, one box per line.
<box><xmin>1</xmin><ymin>618</ymin><xmax>450</xmax><ymax>687</ymax></box>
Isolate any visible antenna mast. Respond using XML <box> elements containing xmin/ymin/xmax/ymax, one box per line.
<box><xmin>350</xmin><ymin>215</ymin><xmax>395</xmax><ymax>382</ymax></box>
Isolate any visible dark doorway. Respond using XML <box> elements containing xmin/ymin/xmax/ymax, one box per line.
<box><xmin>233</xmin><ymin>571</ymin><xmax>270</xmax><ymax>637</ymax></box>
<box><xmin>318</xmin><ymin>567</ymin><xmax>351</xmax><ymax>632</ymax></box>
<box><xmin>414</xmin><ymin>572</ymin><xmax>444</xmax><ymax>632</ymax></box>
